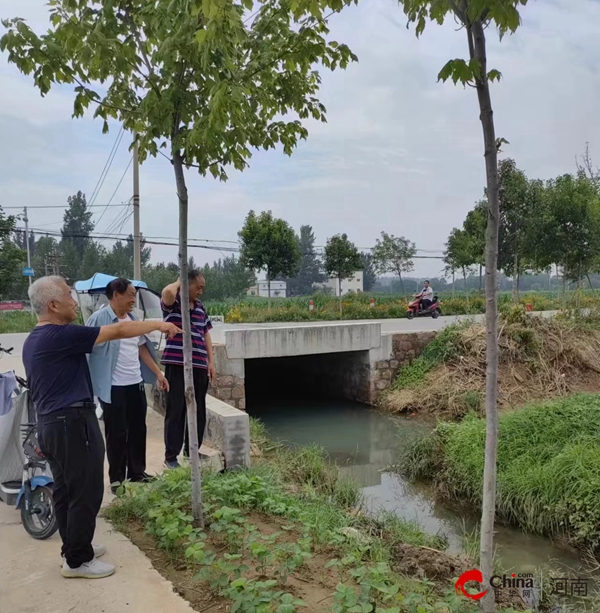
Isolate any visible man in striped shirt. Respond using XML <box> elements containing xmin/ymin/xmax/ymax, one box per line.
<box><xmin>161</xmin><ymin>270</ymin><xmax>216</xmax><ymax>469</ymax></box>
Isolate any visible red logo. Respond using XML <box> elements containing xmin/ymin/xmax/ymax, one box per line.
<box><xmin>455</xmin><ymin>569</ymin><xmax>488</xmax><ymax>600</ymax></box>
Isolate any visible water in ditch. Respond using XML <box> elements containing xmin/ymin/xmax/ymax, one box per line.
<box><xmin>249</xmin><ymin>397</ymin><xmax>597</xmax><ymax>597</ymax></box>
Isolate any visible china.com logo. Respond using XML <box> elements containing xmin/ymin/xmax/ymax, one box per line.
<box><xmin>455</xmin><ymin>569</ymin><xmax>534</xmax><ymax>600</ymax></box>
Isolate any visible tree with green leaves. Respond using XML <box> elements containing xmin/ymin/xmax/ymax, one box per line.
<box><xmin>0</xmin><ymin>207</ymin><xmax>25</xmax><ymax>298</ymax></box>
<box><xmin>2</xmin><ymin>0</ymin><xmax>356</xmax><ymax>523</ymax></box>
<box><xmin>201</xmin><ymin>256</ymin><xmax>256</xmax><ymax>301</ymax></box>
<box><xmin>371</xmin><ymin>232</ymin><xmax>416</xmax><ymax>298</ymax></box>
<box><xmin>532</xmin><ymin>172</ymin><xmax>600</xmax><ymax>288</ymax></box>
<box><xmin>287</xmin><ymin>225</ymin><xmax>325</xmax><ymax>296</ymax></box>
<box><xmin>497</xmin><ymin>158</ymin><xmax>541</xmax><ymax>300</ymax></box>
<box><xmin>397</xmin><ymin>1</ymin><xmax>529</xmax><ymax>606</ymax></box>
<box><xmin>360</xmin><ymin>252</ymin><xmax>377</xmax><ymax>292</ymax></box>
<box><xmin>143</xmin><ymin>262</ymin><xmax>179</xmax><ymax>294</ymax></box>
<box><xmin>462</xmin><ymin>200</ymin><xmax>487</xmax><ymax>290</ymax></box>
<box><xmin>104</xmin><ymin>234</ymin><xmax>151</xmax><ymax>278</ymax></box>
<box><xmin>323</xmin><ymin>233</ymin><xmax>361</xmax><ymax>316</ymax></box>
<box><xmin>239</xmin><ymin>211</ymin><xmax>301</xmax><ymax>309</ymax></box>
<box><xmin>443</xmin><ymin>227</ymin><xmax>475</xmax><ymax>292</ymax></box>
<box><xmin>61</xmin><ymin>191</ymin><xmax>94</xmax><ymax>256</ymax></box>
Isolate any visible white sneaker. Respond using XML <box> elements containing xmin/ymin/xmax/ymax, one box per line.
<box><xmin>60</xmin><ymin>544</ymin><xmax>106</xmax><ymax>565</ymax></box>
<box><xmin>61</xmin><ymin>557</ymin><xmax>115</xmax><ymax>579</ymax></box>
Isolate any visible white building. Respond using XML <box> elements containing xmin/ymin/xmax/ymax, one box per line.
<box><xmin>246</xmin><ymin>280</ymin><xmax>287</xmax><ymax>298</ymax></box>
<box><xmin>322</xmin><ymin>270</ymin><xmax>363</xmax><ymax>297</ymax></box>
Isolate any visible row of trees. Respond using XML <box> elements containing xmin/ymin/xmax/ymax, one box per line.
<box><xmin>444</xmin><ymin>156</ymin><xmax>600</xmax><ymax>297</ymax></box>
<box><xmin>1</xmin><ymin>195</ymin><xmax>396</xmax><ymax>302</ymax></box>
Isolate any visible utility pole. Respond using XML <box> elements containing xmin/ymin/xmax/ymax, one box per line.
<box><xmin>23</xmin><ymin>206</ymin><xmax>32</xmax><ymax>287</ymax></box>
<box><xmin>133</xmin><ymin>133</ymin><xmax>141</xmax><ymax>281</ymax></box>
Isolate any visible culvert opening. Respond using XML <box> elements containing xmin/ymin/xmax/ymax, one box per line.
<box><xmin>244</xmin><ymin>350</ymin><xmax>371</xmax><ymax>413</ymax></box>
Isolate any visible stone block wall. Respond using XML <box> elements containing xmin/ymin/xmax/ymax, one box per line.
<box><xmin>211</xmin><ymin>374</ymin><xmax>246</xmax><ymax>410</ymax></box>
<box><xmin>205</xmin><ymin>330</ymin><xmax>437</xmax><ymax>410</ymax></box>
<box><xmin>209</xmin><ymin>344</ymin><xmax>246</xmax><ymax>410</ymax></box>
<box><xmin>369</xmin><ymin>331</ymin><xmax>437</xmax><ymax>402</ymax></box>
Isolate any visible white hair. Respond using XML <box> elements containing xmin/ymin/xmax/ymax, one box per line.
<box><xmin>28</xmin><ymin>276</ymin><xmax>68</xmax><ymax>316</ymax></box>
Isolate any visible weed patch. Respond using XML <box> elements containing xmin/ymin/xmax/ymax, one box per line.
<box><xmin>396</xmin><ymin>394</ymin><xmax>600</xmax><ymax>549</ymax></box>
<box><xmin>382</xmin><ymin>313</ymin><xmax>600</xmax><ymax>417</ymax></box>
<box><xmin>105</xmin><ymin>438</ymin><xmax>526</xmax><ymax>613</ymax></box>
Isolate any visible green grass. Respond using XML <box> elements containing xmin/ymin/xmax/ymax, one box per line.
<box><xmin>393</xmin><ymin>323</ymin><xmax>466</xmax><ymax>390</ymax></box>
<box><xmin>201</xmin><ymin>289</ymin><xmax>600</xmax><ymax>324</ymax></box>
<box><xmin>0</xmin><ymin>311</ymin><xmax>37</xmax><ymax>333</ymax></box>
<box><xmin>397</xmin><ymin>394</ymin><xmax>600</xmax><ymax>548</ymax></box>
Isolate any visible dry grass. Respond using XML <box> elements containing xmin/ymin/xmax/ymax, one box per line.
<box><xmin>381</xmin><ymin>312</ymin><xmax>600</xmax><ymax>417</ymax></box>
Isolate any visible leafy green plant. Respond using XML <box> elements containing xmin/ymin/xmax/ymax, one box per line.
<box><xmin>394</xmin><ymin>324</ymin><xmax>465</xmax><ymax>390</ymax></box>
<box><xmin>397</xmin><ymin>394</ymin><xmax>600</xmax><ymax>547</ymax></box>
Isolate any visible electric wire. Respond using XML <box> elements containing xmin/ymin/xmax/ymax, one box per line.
<box><xmin>88</xmin><ymin>126</ymin><xmax>125</xmax><ymax>208</ymax></box>
<box><xmin>95</xmin><ymin>156</ymin><xmax>133</xmax><ymax>230</ymax></box>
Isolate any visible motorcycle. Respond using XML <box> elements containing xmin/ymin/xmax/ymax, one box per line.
<box><xmin>406</xmin><ymin>294</ymin><xmax>442</xmax><ymax>320</ymax></box>
<box><xmin>0</xmin><ymin>344</ymin><xmax>58</xmax><ymax>539</ymax></box>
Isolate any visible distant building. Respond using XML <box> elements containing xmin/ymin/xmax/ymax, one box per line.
<box><xmin>246</xmin><ymin>280</ymin><xmax>288</xmax><ymax>298</ymax></box>
<box><xmin>321</xmin><ymin>270</ymin><xmax>363</xmax><ymax>297</ymax></box>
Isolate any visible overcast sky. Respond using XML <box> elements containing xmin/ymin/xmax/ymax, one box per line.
<box><xmin>2</xmin><ymin>0</ymin><xmax>600</xmax><ymax>279</ymax></box>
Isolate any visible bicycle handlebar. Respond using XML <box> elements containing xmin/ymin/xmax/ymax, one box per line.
<box><xmin>0</xmin><ymin>345</ymin><xmax>14</xmax><ymax>355</ymax></box>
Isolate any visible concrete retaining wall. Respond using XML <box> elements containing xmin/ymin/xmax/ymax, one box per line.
<box><xmin>152</xmin><ymin>387</ymin><xmax>250</xmax><ymax>469</ymax></box>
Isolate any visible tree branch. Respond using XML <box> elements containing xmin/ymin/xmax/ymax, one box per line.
<box><xmin>119</xmin><ymin>5</ymin><xmax>162</xmax><ymax>100</ymax></box>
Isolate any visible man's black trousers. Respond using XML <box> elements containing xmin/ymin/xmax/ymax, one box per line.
<box><xmin>100</xmin><ymin>382</ymin><xmax>147</xmax><ymax>485</ymax></box>
<box><xmin>38</xmin><ymin>408</ymin><xmax>104</xmax><ymax>569</ymax></box>
<box><xmin>164</xmin><ymin>364</ymin><xmax>208</xmax><ymax>463</ymax></box>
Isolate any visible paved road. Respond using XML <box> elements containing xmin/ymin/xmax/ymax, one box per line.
<box><xmin>0</xmin><ymin>404</ymin><xmax>197</xmax><ymax>613</ymax></box>
<box><xmin>0</xmin><ymin>311</ymin><xmax>557</xmax><ymax>358</ymax></box>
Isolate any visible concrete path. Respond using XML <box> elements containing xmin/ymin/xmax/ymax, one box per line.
<box><xmin>0</xmin><ymin>405</ymin><xmax>198</xmax><ymax>613</ymax></box>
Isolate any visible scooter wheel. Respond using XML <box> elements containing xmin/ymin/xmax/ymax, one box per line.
<box><xmin>432</xmin><ymin>309</ymin><xmax>440</xmax><ymax>319</ymax></box>
<box><xmin>407</xmin><ymin>311</ymin><xmax>415</xmax><ymax>320</ymax></box>
<box><xmin>21</xmin><ymin>485</ymin><xmax>59</xmax><ymax>540</ymax></box>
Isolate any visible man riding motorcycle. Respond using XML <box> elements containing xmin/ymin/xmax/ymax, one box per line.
<box><xmin>416</xmin><ymin>281</ymin><xmax>433</xmax><ymax>311</ymax></box>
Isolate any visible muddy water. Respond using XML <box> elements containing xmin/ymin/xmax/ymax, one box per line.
<box><xmin>250</xmin><ymin>398</ymin><xmax>592</xmax><ymax>579</ymax></box>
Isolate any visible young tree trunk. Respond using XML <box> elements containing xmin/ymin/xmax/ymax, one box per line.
<box><xmin>267</xmin><ymin>273</ymin><xmax>271</xmax><ymax>311</ymax></box>
<box><xmin>452</xmin><ymin>270</ymin><xmax>456</xmax><ymax>298</ymax></box>
<box><xmin>587</xmin><ymin>273</ymin><xmax>595</xmax><ymax>291</ymax></box>
<box><xmin>399</xmin><ymin>272</ymin><xmax>405</xmax><ymax>300</ymax></box>
<box><xmin>338</xmin><ymin>276</ymin><xmax>343</xmax><ymax>318</ymax></box>
<box><xmin>479</xmin><ymin>263</ymin><xmax>483</xmax><ymax>292</ymax></box>
<box><xmin>470</xmin><ymin>20</ymin><xmax>500</xmax><ymax>613</ymax></box>
<box><xmin>512</xmin><ymin>251</ymin><xmax>519</xmax><ymax>303</ymax></box>
<box><xmin>173</xmin><ymin>149</ymin><xmax>204</xmax><ymax>528</ymax></box>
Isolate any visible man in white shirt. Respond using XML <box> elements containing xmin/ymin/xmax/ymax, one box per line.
<box><xmin>87</xmin><ymin>278</ymin><xmax>169</xmax><ymax>494</ymax></box>
<box><xmin>419</xmin><ymin>280</ymin><xmax>434</xmax><ymax>310</ymax></box>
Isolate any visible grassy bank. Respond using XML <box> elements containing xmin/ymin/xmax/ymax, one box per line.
<box><xmin>381</xmin><ymin>307</ymin><xmax>600</xmax><ymax>417</ymax></box>
<box><xmin>398</xmin><ymin>394</ymin><xmax>600</xmax><ymax>549</ymax></box>
<box><xmin>105</xmin><ymin>431</ymin><xmax>526</xmax><ymax>613</ymax></box>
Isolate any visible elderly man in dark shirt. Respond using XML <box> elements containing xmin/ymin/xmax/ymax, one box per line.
<box><xmin>23</xmin><ymin>276</ymin><xmax>180</xmax><ymax>580</ymax></box>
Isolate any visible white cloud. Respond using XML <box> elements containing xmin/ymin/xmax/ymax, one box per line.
<box><xmin>2</xmin><ymin>0</ymin><xmax>600</xmax><ymax>278</ymax></box>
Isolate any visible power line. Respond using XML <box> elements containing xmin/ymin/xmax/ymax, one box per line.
<box><xmin>104</xmin><ymin>203</ymin><xmax>132</xmax><ymax>235</ymax></box>
<box><xmin>16</xmin><ymin>227</ymin><xmax>238</xmax><ymax>251</ymax></box>
<box><xmin>16</xmin><ymin>226</ymin><xmax>445</xmax><ymax>259</ymax></box>
<box><xmin>2</xmin><ymin>204</ymin><xmax>130</xmax><ymax>209</ymax></box>
<box><xmin>88</xmin><ymin>126</ymin><xmax>125</xmax><ymax>207</ymax></box>
<box><xmin>95</xmin><ymin>156</ymin><xmax>134</xmax><ymax>230</ymax></box>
